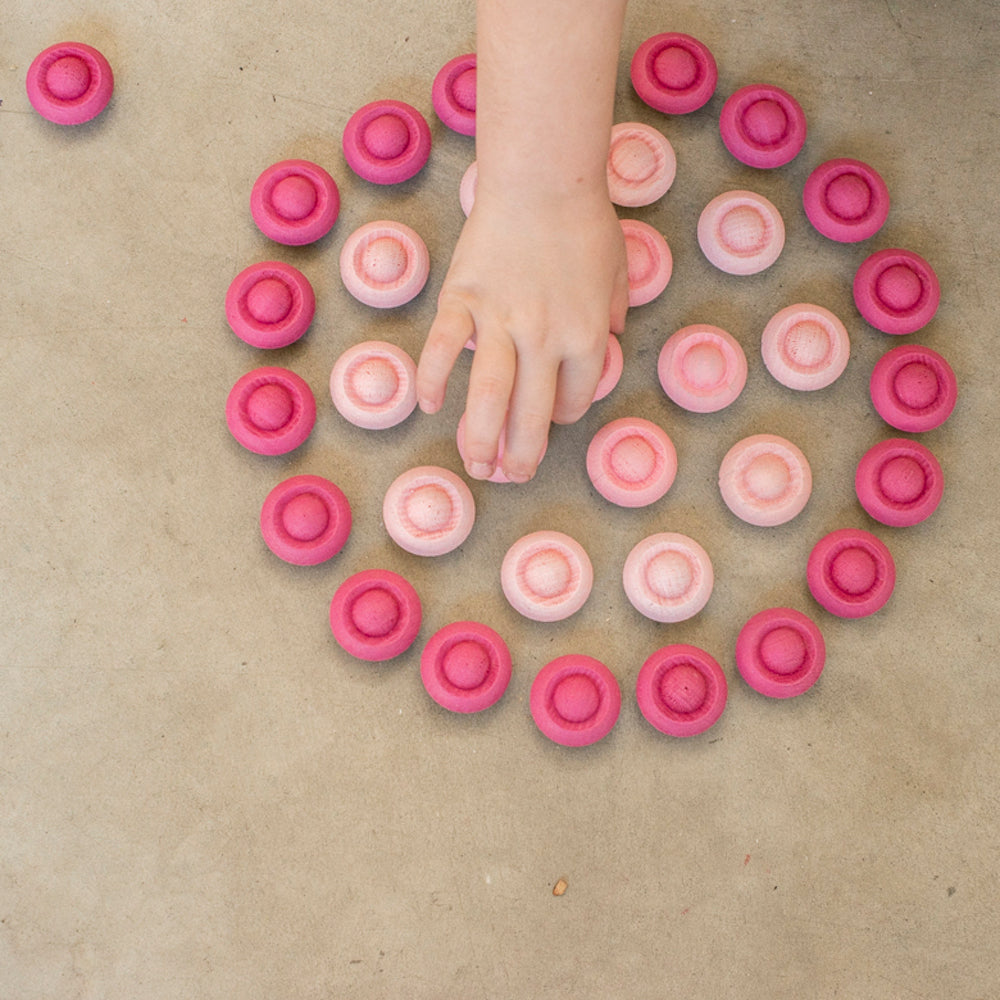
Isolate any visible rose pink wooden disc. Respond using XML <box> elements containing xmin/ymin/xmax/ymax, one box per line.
<box><xmin>719</xmin><ymin>434</ymin><xmax>812</xmax><ymax>527</ymax></box>
<box><xmin>719</xmin><ymin>84</ymin><xmax>807</xmax><ymax>168</ymax></box>
<box><xmin>807</xmin><ymin>528</ymin><xmax>895</xmax><ymax>619</ymax></box>
<box><xmin>530</xmin><ymin>655</ymin><xmax>621</xmax><ymax>747</ymax></box>
<box><xmin>621</xmin><ymin>219</ymin><xmax>673</xmax><ymax>307</ymax></box>
<box><xmin>329</xmin><ymin>569</ymin><xmax>422</xmax><ymax>661</ymax></box>
<box><xmin>658</xmin><ymin>324</ymin><xmax>748</xmax><ymax>413</ymax></box>
<box><xmin>698</xmin><ymin>190</ymin><xmax>785</xmax><ymax>275</ymax></box>
<box><xmin>761</xmin><ymin>303</ymin><xmax>850</xmax><ymax>390</ymax></box>
<box><xmin>26</xmin><ymin>41</ymin><xmax>114</xmax><ymax>125</ymax></box>
<box><xmin>225</xmin><ymin>261</ymin><xmax>316</xmax><ymax>349</ymax></box>
<box><xmin>630</xmin><ymin>32</ymin><xmax>717</xmax><ymax>114</ymax></box>
<box><xmin>226</xmin><ymin>367</ymin><xmax>316</xmax><ymax>455</ymax></box>
<box><xmin>501</xmin><ymin>531</ymin><xmax>593</xmax><ymax>622</ymax></box>
<box><xmin>260</xmin><ymin>475</ymin><xmax>351</xmax><ymax>566</ymax></box>
<box><xmin>432</xmin><ymin>53</ymin><xmax>477</xmax><ymax>136</ymax></box>
<box><xmin>330</xmin><ymin>341</ymin><xmax>418</xmax><ymax>429</ymax></box>
<box><xmin>342</xmin><ymin>99</ymin><xmax>432</xmax><ymax>184</ymax></box>
<box><xmin>636</xmin><ymin>644</ymin><xmax>728</xmax><ymax>736</ymax></box>
<box><xmin>420</xmin><ymin>621</ymin><xmax>511</xmax><ymax>713</ymax></box>
<box><xmin>803</xmin><ymin>158</ymin><xmax>890</xmax><ymax>243</ymax></box>
<box><xmin>339</xmin><ymin>220</ymin><xmax>430</xmax><ymax>308</ymax></box>
<box><xmin>607</xmin><ymin>123</ymin><xmax>677</xmax><ymax>207</ymax></box>
<box><xmin>736</xmin><ymin>608</ymin><xmax>825</xmax><ymax>698</ymax></box>
<box><xmin>855</xmin><ymin>438</ymin><xmax>944</xmax><ymax>527</ymax></box>
<box><xmin>383</xmin><ymin>466</ymin><xmax>475</xmax><ymax>557</ymax></box>
<box><xmin>853</xmin><ymin>248</ymin><xmax>941</xmax><ymax>335</ymax></box>
<box><xmin>586</xmin><ymin>417</ymin><xmax>678</xmax><ymax>508</ymax></box>
<box><xmin>250</xmin><ymin>159</ymin><xmax>340</xmax><ymax>246</ymax></box>
<box><xmin>869</xmin><ymin>344</ymin><xmax>957</xmax><ymax>432</ymax></box>
<box><xmin>623</xmin><ymin>533</ymin><xmax>713</xmax><ymax>623</ymax></box>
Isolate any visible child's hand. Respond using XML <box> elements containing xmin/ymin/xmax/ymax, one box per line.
<box><xmin>417</xmin><ymin>187</ymin><xmax>629</xmax><ymax>482</ymax></box>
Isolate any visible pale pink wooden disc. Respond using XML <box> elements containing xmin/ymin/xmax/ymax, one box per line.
<box><xmin>698</xmin><ymin>190</ymin><xmax>785</xmax><ymax>275</ymax></box>
<box><xmin>339</xmin><ymin>220</ymin><xmax>430</xmax><ymax>308</ymax></box>
<box><xmin>761</xmin><ymin>303</ymin><xmax>850</xmax><ymax>390</ymax></box>
<box><xmin>383</xmin><ymin>466</ymin><xmax>475</xmax><ymax>557</ymax></box>
<box><xmin>623</xmin><ymin>532</ymin><xmax>713</xmax><ymax>623</ymax></box>
<box><xmin>621</xmin><ymin>219</ymin><xmax>673</xmax><ymax>307</ymax></box>
<box><xmin>586</xmin><ymin>417</ymin><xmax>677</xmax><ymax>507</ymax></box>
<box><xmin>501</xmin><ymin>531</ymin><xmax>593</xmax><ymax>622</ymax></box>
<box><xmin>658</xmin><ymin>324</ymin><xmax>747</xmax><ymax>412</ymax></box>
<box><xmin>607</xmin><ymin>122</ymin><xmax>677</xmax><ymax>207</ymax></box>
<box><xmin>719</xmin><ymin>434</ymin><xmax>812</xmax><ymax>527</ymax></box>
<box><xmin>330</xmin><ymin>340</ymin><xmax>418</xmax><ymax>429</ymax></box>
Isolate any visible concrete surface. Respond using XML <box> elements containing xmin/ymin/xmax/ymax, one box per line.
<box><xmin>2</xmin><ymin>1</ymin><xmax>998</xmax><ymax>997</ymax></box>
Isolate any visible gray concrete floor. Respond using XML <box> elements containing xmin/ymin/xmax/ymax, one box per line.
<box><xmin>3</xmin><ymin>1</ymin><xmax>998</xmax><ymax>997</ymax></box>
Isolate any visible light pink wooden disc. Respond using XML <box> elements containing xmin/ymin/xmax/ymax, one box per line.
<box><xmin>761</xmin><ymin>303</ymin><xmax>850</xmax><ymax>390</ymax></box>
<box><xmin>339</xmin><ymin>220</ymin><xmax>430</xmax><ymax>308</ymax></box>
<box><xmin>718</xmin><ymin>434</ymin><xmax>812</xmax><ymax>527</ymax></box>
<box><xmin>330</xmin><ymin>340</ymin><xmax>418</xmax><ymax>429</ymax></box>
<box><xmin>383</xmin><ymin>466</ymin><xmax>475</xmax><ymax>557</ymax></box>
<box><xmin>501</xmin><ymin>531</ymin><xmax>593</xmax><ymax>622</ymax></box>
<box><xmin>607</xmin><ymin>123</ymin><xmax>677</xmax><ymax>207</ymax></box>
<box><xmin>586</xmin><ymin>417</ymin><xmax>677</xmax><ymax>507</ymax></box>
<box><xmin>658</xmin><ymin>324</ymin><xmax>747</xmax><ymax>412</ymax></box>
<box><xmin>621</xmin><ymin>219</ymin><xmax>673</xmax><ymax>307</ymax></box>
<box><xmin>623</xmin><ymin>533</ymin><xmax>713</xmax><ymax>623</ymax></box>
<box><xmin>698</xmin><ymin>190</ymin><xmax>785</xmax><ymax>275</ymax></box>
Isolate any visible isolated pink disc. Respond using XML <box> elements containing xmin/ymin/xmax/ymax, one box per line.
<box><xmin>869</xmin><ymin>343</ymin><xmax>957</xmax><ymax>432</ymax></box>
<box><xmin>855</xmin><ymin>438</ymin><xmax>944</xmax><ymax>527</ymax></box>
<box><xmin>719</xmin><ymin>84</ymin><xmax>806</xmax><ymax>168</ymax></box>
<box><xmin>432</xmin><ymin>53</ymin><xmax>477</xmax><ymax>136</ymax></box>
<box><xmin>226</xmin><ymin>367</ymin><xmax>316</xmax><ymax>455</ymax></box>
<box><xmin>260</xmin><ymin>475</ymin><xmax>351</xmax><ymax>566</ymax></box>
<box><xmin>329</xmin><ymin>569</ymin><xmax>422</xmax><ymax>662</ymax></box>
<box><xmin>761</xmin><ymin>303</ymin><xmax>850</xmax><ymax>390</ymax></box>
<box><xmin>607</xmin><ymin>123</ymin><xmax>677</xmax><ymax>207</ymax></box>
<box><xmin>501</xmin><ymin>531</ymin><xmax>593</xmax><ymax>623</ymax></box>
<box><xmin>636</xmin><ymin>644</ymin><xmax>727</xmax><ymax>736</ymax></box>
<box><xmin>623</xmin><ymin>532</ymin><xmax>713</xmax><ymax>623</ymax></box>
<box><xmin>630</xmin><ymin>32</ymin><xmax>718</xmax><ymax>114</ymax></box>
<box><xmin>853</xmin><ymin>248</ymin><xmax>941</xmax><ymax>335</ymax></box>
<box><xmin>339</xmin><ymin>220</ymin><xmax>430</xmax><ymax>308</ymax></box>
<box><xmin>342</xmin><ymin>99</ymin><xmax>432</xmax><ymax>184</ymax></box>
<box><xmin>698</xmin><ymin>190</ymin><xmax>785</xmax><ymax>275</ymax></box>
<box><xmin>250</xmin><ymin>160</ymin><xmax>340</xmax><ymax>245</ymax></box>
<box><xmin>225</xmin><ymin>261</ymin><xmax>316</xmax><ymax>349</ymax></box>
<box><xmin>719</xmin><ymin>434</ymin><xmax>812</xmax><ymax>527</ymax></box>
<box><xmin>420</xmin><ymin>621</ymin><xmax>511</xmax><ymax>713</ymax></box>
<box><xmin>736</xmin><ymin>608</ymin><xmax>825</xmax><ymax>698</ymax></box>
<box><xmin>658</xmin><ymin>324</ymin><xmax>748</xmax><ymax>413</ymax></box>
<box><xmin>586</xmin><ymin>417</ymin><xmax>677</xmax><ymax>508</ymax></box>
<box><xmin>807</xmin><ymin>528</ymin><xmax>895</xmax><ymax>619</ymax></box>
<box><xmin>803</xmin><ymin>158</ymin><xmax>890</xmax><ymax>243</ymax></box>
<box><xmin>530</xmin><ymin>655</ymin><xmax>621</xmax><ymax>747</ymax></box>
<box><xmin>383</xmin><ymin>466</ymin><xmax>475</xmax><ymax>557</ymax></box>
<box><xmin>330</xmin><ymin>340</ymin><xmax>418</xmax><ymax>429</ymax></box>
<box><xmin>621</xmin><ymin>219</ymin><xmax>673</xmax><ymax>307</ymax></box>
<box><xmin>26</xmin><ymin>41</ymin><xmax>114</xmax><ymax>125</ymax></box>
<box><xmin>594</xmin><ymin>334</ymin><xmax>625</xmax><ymax>402</ymax></box>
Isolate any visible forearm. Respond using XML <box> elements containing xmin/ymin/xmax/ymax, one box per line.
<box><xmin>475</xmin><ymin>0</ymin><xmax>628</xmax><ymax>204</ymax></box>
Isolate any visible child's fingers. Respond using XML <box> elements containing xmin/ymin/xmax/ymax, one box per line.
<box><xmin>501</xmin><ymin>354</ymin><xmax>559</xmax><ymax>483</ymax></box>
<box><xmin>463</xmin><ymin>329</ymin><xmax>517</xmax><ymax>479</ymax></box>
<box><xmin>551</xmin><ymin>346</ymin><xmax>604</xmax><ymax>425</ymax></box>
<box><xmin>417</xmin><ymin>299</ymin><xmax>474</xmax><ymax>413</ymax></box>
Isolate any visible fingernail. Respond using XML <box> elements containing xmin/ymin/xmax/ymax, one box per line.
<box><xmin>468</xmin><ymin>461</ymin><xmax>494</xmax><ymax>479</ymax></box>
<box><xmin>418</xmin><ymin>396</ymin><xmax>438</xmax><ymax>414</ymax></box>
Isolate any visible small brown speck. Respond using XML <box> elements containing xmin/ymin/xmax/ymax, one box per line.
<box><xmin>552</xmin><ymin>878</ymin><xmax>568</xmax><ymax>896</ymax></box>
